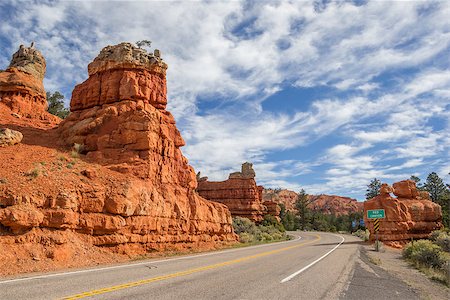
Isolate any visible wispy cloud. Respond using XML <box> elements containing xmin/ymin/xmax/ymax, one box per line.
<box><xmin>0</xmin><ymin>0</ymin><xmax>448</xmax><ymax>199</ymax></box>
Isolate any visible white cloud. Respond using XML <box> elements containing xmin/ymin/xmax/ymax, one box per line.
<box><xmin>1</xmin><ymin>0</ymin><xmax>449</xmax><ymax>198</ymax></box>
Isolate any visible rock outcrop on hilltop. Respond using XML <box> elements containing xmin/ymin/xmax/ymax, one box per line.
<box><xmin>308</xmin><ymin>194</ymin><xmax>363</xmax><ymax>216</ymax></box>
<box><xmin>263</xmin><ymin>189</ymin><xmax>363</xmax><ymax>216</ymax></box>
<box><xmin>197</xmin><ymin>163</ymin><xmax>274</xmax><ymax>222</ymax></box>
<box><xmin>0</xmin><ymin>44</ymin><xmax>59</xmax><ymax>123</ymax></box>
<box><xmin>364</xmin><ymin>180</ymin><xmax>442</xmax><ymax>246</ymax></box>
<box><xmin>0</xmin><ymin>43</ymin><xmax>237</xmax><ymax>275</ymax></box>
<box><xmin>263</xmin><ymin>189</ymin><xmax>298</xmax><ymax>211</ymax></box>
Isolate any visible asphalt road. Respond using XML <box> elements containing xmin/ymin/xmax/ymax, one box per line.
<box><xmin>0</xmin><ymin>232</ymin><xmax>418</xmax><ymax>300</ymax></box>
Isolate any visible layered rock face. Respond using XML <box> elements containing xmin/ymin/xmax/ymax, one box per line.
<box><xmin>364</xmin><ymin>180</ymin><xmax>442</xmax><ymax>246</ymax></box>
<box><xmin>197</xmin><ymin>163</ymin><xmax>272</xmax><ymax>222</ymax></box>
<box><xmin>0</xmin><ymin>44</ymin><xmax>58</xmax><ymax>123</ymax></box>
<box><xmin>263</xmin><ymin>189</ymin><xmax>363</xmax><ymax>216</ymax></box>
<box><xmin>0</xmin><ymin>43</ymin><xmax>236</xmax><ymax>275</ymax></box>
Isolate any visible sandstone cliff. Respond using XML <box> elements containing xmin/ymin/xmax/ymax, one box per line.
<box><xmin>0</xmin><ymin>43</ymin><xmax>237</xmax><ymax>276</ymax></box>
<box><xmin>263</xmin><ymin>189</ymin><xmax>363</xmax><ymax>216</ymax></box>
<box><xmin>364</xmin><ymin>180</ymin><xmax>442</xmax><ymax>246</ymax></box>
<box><xmin>0</xmin><ymin>44</ymin><xmax>59</xmax><ymax>123</ymax></box>
<box><xmin>197</xmin><ymin>163</ymin><xmax>273</xmax><ymax>222</ymax></box>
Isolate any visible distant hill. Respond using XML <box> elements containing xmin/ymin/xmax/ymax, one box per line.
<box><xmin>262</xmin><ymin>189</ymin><xmax>363</xmax><ymax>216</ymax></box>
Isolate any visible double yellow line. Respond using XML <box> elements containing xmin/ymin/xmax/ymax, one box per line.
<box><xmin>62</xmin><ymin>234</ymin><xmax>320</xmax><ymax>299</ymax></box>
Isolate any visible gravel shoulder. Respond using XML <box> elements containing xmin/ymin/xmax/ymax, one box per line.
<box><xmin>362</xmin><ymin>243</ymin><xmax>449</xmax><ymax>300</ymax></box>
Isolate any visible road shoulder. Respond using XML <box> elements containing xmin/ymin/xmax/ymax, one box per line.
<box><xmin>341</xmin><ymin>245</ymin><xmax>419</xmax><ymax>299</ymax></box>
<box><xmin>362</xmin><ymin>244</ymin><xmax>449</xmax><ymax>300</ymax></box>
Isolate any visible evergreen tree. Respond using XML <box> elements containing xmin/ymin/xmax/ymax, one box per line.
<box><xmin>424</xmin><ymin>172</ymin><xmax>449</xmax><ymax>228</ymax></box>
<box><xmin>366</xmin><ymin>178</ymin><xmax>381</xmax><ymax>200</ymax></box>
<box><xmin>47</xmin><ymin>91</ymin><xmax>69</xmax><ymax>119</ymax></box>
<box><xmin>424</xmin><ymin>172</ymin><xmax>447</xmax><ymax>202</ymax></box>
<box><xmin>295</xmin><ymin>189</ymin><xmax>313</xmax><ymax>230</ymax></box>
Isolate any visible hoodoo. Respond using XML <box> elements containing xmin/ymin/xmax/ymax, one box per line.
<box><xmin>0</xmin><ymin>43</ymin><xmax>237</xmax><ymax>275</ymax></box>
<box><xmin>0</xmin><ymin>43</ymin><xmax>59</xmax><ymax>123</ymax></box>
<box><xmin>364</xmin><ymin>180</ymin><xmax>442</xmax><ymax>247</ymax></box>
<box><xmin>197</xmin><ymin>162</ymin><xmax>278</xmax><ymax>222</ymax></box>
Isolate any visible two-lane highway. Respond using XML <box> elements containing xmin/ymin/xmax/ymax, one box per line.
<box><xmin>0</xmin><ymin>232</ymin><xmax>361</xmax><ymax>299</ymax></box>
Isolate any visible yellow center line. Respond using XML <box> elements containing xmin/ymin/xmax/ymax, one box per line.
<box><xmin>61</xmin><ymin>234</ymin><xmax>321</xmax><ymax>299</ymax></box>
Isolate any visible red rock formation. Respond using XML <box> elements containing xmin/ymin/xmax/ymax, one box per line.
<box><xmin>308</xmin><ymin>195</ymin><xmax>363</xmax><ymax>216</ymax></box>
<box><xmin>364</xmin><ymin>180</ymin><xmax>442</xmax><ymax>246</ymax></box>
<box><xmin>0</xmin><ymin>44</ymin><xmax>59</xmax><ymax>123</ymax></box>
<box><xmin>263</xmin><ymin>189</ymin><xmax>363</xmax><ymax>216</ymax></box>
<box><xmin>0</xmin><ymin>43</ymin><xmax>237</xmax><ymax>275</ymax></box>
<box><xmin>197</xmin><ymin>163</ymin><xmax>271</xmax><ymax>222</ymax></box>
<box><xmin>263</xmin><ymin>189</ymin><xmax>298</xmax><ymax>211</ymax></box>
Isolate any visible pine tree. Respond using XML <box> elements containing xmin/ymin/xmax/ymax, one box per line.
<box><xmin>424</xmin><ymin>172</ymin><xmax>446</xmax><ymax>202</ymax></box>
<box><xmin>424</xmin><ymin>172</ymin><xmax>449</xmax><ymax>228</ymax></box>
<box><xmin>366</xmin><ymin>178</ymin><xmax>381</xmax><ymax>200</ymax></box>
<box><xmin>295</xmin><ymin>189</ymin><xmax>313</xmax><ymax>230</ymax></box>
<box><xmin>47</xmin><ymin>91</ymin><xmax>69</xmax><ymax>119</ymax></box>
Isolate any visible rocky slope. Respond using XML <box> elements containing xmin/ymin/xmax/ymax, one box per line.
<box><xmin>197</xmin><ymin>163</ymin><xmax>275</xmax><ymax>222</ymax></box>
<box><xmin>263</xmin><ymin>189</ymin><xmax>363</xmax><ymax>216</ymax></box>
<box><xmin>364</xmin><ymin>180</ymin><xmax>442</xmax><ymax>247</ymax></box>
<box><xmin>0</xmin><ymin>43</ymin><xmax>237</xmax><ymax>276</ymax></box>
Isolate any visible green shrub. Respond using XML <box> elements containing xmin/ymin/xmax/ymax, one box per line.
<box><xmin>403</xmin><ymin>240</ymin><xmax>446</xmax><ymax>268</ymax></box>
<box><xmin>429</xmin><ymin>230</ymin><xmax>450</xmax><ymax>253</ymax></box>
<box><xmin>232</xmin><ymin>217</ymin><xmax>288</xmax><ymax>244</ymax></box>
<box><xmin>233</xmin><ymin>217</ymin><xmax>258</xmax><ymax>235</ymax></box>
<box><xmin>239</xmin><ymin>232</ymin><xmax>255</xmax><ymax>243</ymax></box>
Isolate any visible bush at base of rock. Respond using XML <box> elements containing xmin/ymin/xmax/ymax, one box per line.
<box><xmin>429</xmin><ymin>229</ymin><xmax>450</xmax><ymax>253</ymax></box>
<box><xmin>402</xmin><ymin>237</ymin><xmax>450</xmax><ymax>285</ymax></box>
<box><xmin>232</xmin><ymin>216</ymin><xmax>288</xmax><ymax>244</ymax></box>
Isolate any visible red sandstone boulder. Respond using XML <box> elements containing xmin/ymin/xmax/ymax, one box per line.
<box><xmin>197</xmin><ymin>163</ymin><xmax>272</xmax><ymax>222</ymax></box>
<box><xmin>364</xmin><ymin>180</ymin><xmax>442</xmax><ymax>245</ymax></box>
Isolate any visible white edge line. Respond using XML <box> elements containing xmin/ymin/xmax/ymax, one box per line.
<box><xmin>280</xmin><ymin>234</ymin><xmax>345</xmax><ymax>283</ymax></box>
<box><xmin>0</xmin><ymin>233</ymin><xmax>302</xmax><ymax>285</ymax></box>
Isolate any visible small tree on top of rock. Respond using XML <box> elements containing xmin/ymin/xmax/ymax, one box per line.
<box><xmin>47</xmin><ymin>91</ymin><xmax>69</xmax><ymax>119</ymax></box>
<box><xmin>136</xmin><ymin>40</ymin><xmax>152</xmax><ymax>50</ymax></box>
<box><xmin>366</xmin><ymin>178</ymin><xmax>381</xmax><ymax>200</ymax></box>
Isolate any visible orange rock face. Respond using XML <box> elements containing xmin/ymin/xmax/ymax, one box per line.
<box><xmin>364</xmin><ymin>180</ymin><xmax>442</xmax><ymax>245</ymax></box>
<box><xmin>0</xmin><ymin>44</ymin><xmax>59</xmax><ymax>123</ymax></box>
<box><xmin>197</xmin><ymin>163</ymin><xmax>272</xmax><ymax>222</ymax></box>
<box><xmin>263</xmin><ymin>189</ymin><xmax>298</xmax><ymax>211</ymax></box>
<box><xmin>0</xmin><ymin>43</ymin><xmax>237</xmax><ymax>275</ymax></box>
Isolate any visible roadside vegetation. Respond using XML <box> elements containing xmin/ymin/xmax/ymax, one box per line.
<box><xmin>232</xmin><ymin>216</ymin><xmax>289</xmax><ymax>245</ymax></box>
<box><xmin>402</xmin><ymin>229</ymin><xmax>450</xmax><ymax>286</ymax></box>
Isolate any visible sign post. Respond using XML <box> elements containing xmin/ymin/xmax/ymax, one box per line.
<box><xmin>367</xmin><ymin>209</ymin><xmax>385</xmax><ymax>252</ymax></box>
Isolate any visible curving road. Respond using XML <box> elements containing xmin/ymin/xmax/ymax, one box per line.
<box><xmin>0</xmin><ymin>232</ymin><xmax>417</xmax><ymax>300</ymax></box>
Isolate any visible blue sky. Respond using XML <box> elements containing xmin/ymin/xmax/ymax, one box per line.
<box><xmin>1</xmin><ymin>0</ymin><xmax>449</xmax><ymax>200</ymax></box>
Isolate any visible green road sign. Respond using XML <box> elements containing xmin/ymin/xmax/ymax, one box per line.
<box><xmin>367</xmin><ymin>209</ymin><xmax>385</xmax><ymax>219</ymax></box>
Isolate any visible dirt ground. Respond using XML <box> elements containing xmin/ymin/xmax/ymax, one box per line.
<box><xmin>363</xmin><ymin>243</ymin><xmax>449</xmax><ymax>300</ymax></box>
